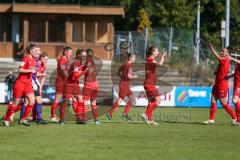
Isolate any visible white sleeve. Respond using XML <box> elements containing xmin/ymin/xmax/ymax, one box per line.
<box><xmin>32</xmin><ymin>79</ymin><xmax>40</xmax><ymax>91</ymax></box>
<box><xmin>19</xmin><ymin>61</ymin><xmax>25</xmax><ymax>68</ymax></box>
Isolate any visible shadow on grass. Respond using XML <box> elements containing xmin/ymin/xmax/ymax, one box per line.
<box><xmin>0</xmin><ymin>117</ymin><xmax>235</xmax><ymax>126</ymax></box>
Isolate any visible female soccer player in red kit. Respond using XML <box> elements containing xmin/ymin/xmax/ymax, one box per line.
<box><xmin>59</xmin><ymin>49</ymin><xmax>87</xmax><ymax>124</ymax></box>
<box><xmin>81</xmin><ymin>49</ymin><xmax>100</xmax><ymax>124</ymax></box>
<box><xmin>3</xmin><ymin>44</ymin><xmax>39</xmax><ymax>126</ymax></box>
<box><xmin>224</xmin><ymin>48</ymin><xmax>240</xmax><ymax>125</ymax></box>
<box><xmin>107</xmin><ymin>53</ymin><xmax>137</xmax><ymax>120</ymax></box>
<box><xmin>50</xmin><ymin>47</ymin><xmax>72</xmax><ymax>122</ymax></box>
<box><xmin>203</xmin><ymin>43</ymin><xmax>237</xmax><ymax>125</ymax></box>
<box><xmin>141</xmin><ymin>46</ymin><xmax>167</xmax><ymax>125</ymax></box>
<box><xmin>15</xmin><ymin>48</ymin><xmax>48</xmax><ymax>124</ymax></box>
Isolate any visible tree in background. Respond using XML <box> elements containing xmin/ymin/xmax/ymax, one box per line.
<box><xmin>1</xmin><ymin>0</ymin><xmax>240</xmax><ymax>49</ymax></box>
<box><xmin>136</xmin><ymin>8</ymin><xmax>152</xmax><ymax>33</ymax></box>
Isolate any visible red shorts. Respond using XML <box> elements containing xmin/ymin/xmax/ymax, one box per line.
<box><xmin>144</xmin><ymin>84</ymin><xmax>160</xmax><ymax>98</ymax></box>
<box><xmin>83</xmin><ymin>81</ymin><xmax>98</xmax><ymax>100</ymax></box>
<box><xmin>63</xmin><ymin>83</ymin><xmax>81</xmax><ymax>99</ymax></box>
<box><xmin>55</xmin><ymin>78</ymin><xmax>65</xmax><ymax>94</ymax></box>
<box><xmin>13</xmin><ymin>80</ymin><xmax>34</xmax><ymax>98</ymax></box>
<box><xmin>212</xmin><ymin>85</ymin><xmax>228</xmax><ymax>99</ymax></box>
<box><xmin>119</xmin><ymin>81</ymin><xmax>133</xmax><ymax>99</ymax></box>
<box><xmin>234</xmin><ymin>84</ymin><xmax>240</xmax><ymax>97</ymax></box>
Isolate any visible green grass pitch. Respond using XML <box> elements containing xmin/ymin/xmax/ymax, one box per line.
<box><xmin>0</xmin><ymin>105</ymin><xmax>239</xmax><ymax>160</ymax></box>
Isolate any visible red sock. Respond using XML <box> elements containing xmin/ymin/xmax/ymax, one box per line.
<box><xmin>59</xmin><ymin>103</ymin><xmax>66</xmax><ymax>121</ymax></box>
<box><xmin>145</xmin><ymin>102</ymin><xmax>157</xmax><ymax>121</ymax></box>
<box><xmin>145</xmin><ymin>103</ymin><xmax>151</xmax><ymax>120</ymax></box>
<box><xmin>77</xmin><ymin>101</ymin><xmax>83</xmax><ymax>114</ymax></box>
<box><xmin>72</xmin><ymin>101</ymin><xmax>78</xmax><ymax>118</ymax></box>
<box><xmin>209</xmin><ymin>103</ymin><xmax>217</xmax><ymax>120</ymax></box>
<box><xmin>72</xmin><ymin>101</ymin><xmax>78</xmax><ymax>113</ymax></box>
<box><xmin>32</xmin><ymin>105</ymin><xmax>37</xmax><ymax>121</ymax></box>
<box><xmin>91</xmin><ymin>105</ymin><xmax>98</xmax><ymax>120</ymax></box>
<box><xmin>14</xmin><ymin>105</ymin><xmax>22</xmax><ymax>113</ymax></box>
<box><xmin>51</xmin><ymin>100</ymin><xmax>58</xmax><ymax>118</ymax></box>
<box><xmin>235</xmin><ymin>102</ymin><xmax>240</xmax><ymax>122</ymax></box>
<box><xmin>123</xmin><ymin>101</ymin><xmax>132</xmax><ymax>114</ymax></box>
<box><xmin>4</xmin><ymin>104</ymin><xmax>15</xmax><ymax>121</ymax></box>
<box><xmin>82</xmin><ymin>105</ymin><xmax>88</xmax><ymax>122</ymax></box>
<box><xmin>109</xmin><ymin>101</ymin><xmax>119</xmax><ymax>116</ymax></box>
<box><xmin>223</xmin><ymin>104</ymin><xmax>236</xmax><ymax>119</ymax></box>
<box><xmin>22</xmin><ymin>104</ymin><xmax>34</xmax><ymax>120</ymax></box>
<box><xmin>77</xmin><ymin>101</ymin><xmax>83</xmax><ymax>120</ymax></box>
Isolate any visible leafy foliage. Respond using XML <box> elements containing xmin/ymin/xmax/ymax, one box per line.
<box><xmin>137</xmin><ymin>8</ymin><xmax>152</xmax><ymax>33</ymax></box>
<box><xmin>1</xmin><ymin>0</ymin><xmax>240</xmax><ymax>48</ymax></box>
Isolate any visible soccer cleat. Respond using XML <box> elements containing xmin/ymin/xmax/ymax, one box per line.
<box><xmin>149</xmin><ymin>120</ymin><xmax>159</xmax><ymax>125</ymax></box>
<box><xmin>28</xmin><ymin>116</ymin><xmax>34</xmax><ymax>122</ymax></box>
<box><xmin>76</xmin><ymin>119</ymin><xmax>81</xmax><ymax>124</ymax></box>
<box><xmin>141</xmin><ymin>113</ymin><xmax>147</xmax><ymax>121</ymax></box>
<box><xmin>80</xmin><ymin>121</ymin><xmax>86</xmax><ymax>125</ymax></box>
<box><xmin>50</xmin><ymin>117</ymin><xmax>59</xmax><ymax>123</ymax></box>
<box><xmin>36</xmin><ymin>119</ymin><xmax>48</xmax><ymax>125</ymax></box>
<box><xmin>235</xmin><ymin>122</ymin><xmax>240</xmax><ymax>126</ymax></box>
<box><xmin>231</xmin><ymin>119</ymin><xmax>237</xmax><ymax>126</ymax></box>
<box><xmin>144</xmin><ymin>120</ymin><xmax>152</xmax><ymax>125</ymax></box>
<box><xmin>141</xmin><ymin>113</ymin><xmax>152</xmax><ymax>125</ymax></box>
<box><xmin>30</xmin><ymin>119</ymin><xmax>37</xmax><ymax>123</ymax></box>
<box><xmin>3</xmin><ymin>120</ymin><xmax>10</xmax><ymax>127</ymax></box>
<box><xmin>94</xmin><ymin>120</ymin><xmax>101</xmax><ymax>125</ymax></box>
<box><xmin>59</xmin><ymin>120</ymin><xmax>65</xmax><ymax>125</ymax></box>
<box><xmin>19</xmin><ymin>119</ymin><xmax>31</xmax><ymax>126</ymax></box>
<box><xmin>106</xmin><ymin>113</ymin><xmax>112</xmax><ymax>121</ymax></box>
<box><xmin>121</xmin><ymin>113</ymin><xmax>131</xmax><ymax>121</ymax></box>
<box><xmin>10</xmin><ymin>113</ymin><xmax>15</xmax><ymax>122</ymax></box>
<box><xmin>76</xmin><ymin>118</ymin><xmax>86</xmax><ymax>125</ymax></box>
<box><xmin>203</xmin><ymin>119</ymin><xmax>215</xmax><ymax>125</ymax></box>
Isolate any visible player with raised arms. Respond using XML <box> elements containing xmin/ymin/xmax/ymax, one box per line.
<box><xmin>141</xmin><ymin>46</ymin><xmax>167</xmax><ymax>125</ymax></box>
<box><xmin>106</xmin><ymin>53</ymin><xmax>138</xmax><ymax>121</ymax></box>
<box><xmin>203</xmin><ymin>43</ymin><xmax>237</xmax><ymax>125</ymax></box>
<box><xmin>59</xmin><ymin>49</ymin><xmax>86</xmax><ymax>124</ymax></box>
<box><xmin>81</xmin><ymin>49</ymin><xmax>100</xmax><ymax>124</ymax></box>
<box><xmin>224</xmin><ymin>48</ymin><xmax>240</xmax><ymax>125</ymax></box>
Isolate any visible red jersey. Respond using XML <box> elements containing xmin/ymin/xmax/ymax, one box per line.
<box><xmin>56</xmin><ymin>55</ymin><xmax>70</xmax><ymax>80</ymax></box>
<box><xmin>17</xmin><ymin>55</ymin><xmax>36</xmax><ymax>84</ymax></box>
<box><xmin>84</xmin><ymin>59</ymin><xmax>97</xmax><ymax>83</ymax></box>
<box><xmin>215</xmin><ymin>57</ymin><xmax>230</xmax><ymax>86</ymax></box>
<box><xmin>234</xmin><ymin>63</ymin><xmax>240</xmax><ymax>86</ymax></box>
<box><xmin>37</xmin><ymin>63</ymin><xmax>46</xmax><ymax>78</ymax></box>
<box><xmin>144</xmin><ymin>57</ymin><xmax>157</xmax><ymax>85</ymax></box>
<box><xmin>118</xmin><ymin>62</ymin><xmax>133</xmax><ymax>81</ymax></box>
<box><xmin>66</xmin><ymin>59</ymin><xmax>86</xmax><ymax>84</ymax></box>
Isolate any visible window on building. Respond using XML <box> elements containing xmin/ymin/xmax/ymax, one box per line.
<box><xmin>97</xmin><ymin>19</ymin><xmax>108</xmax><ymax>43</ymax></box>
<box><xmin>0</xmin><ymin>14</ymin><xmax>11</xmax><ymax>42</ymax></box>
<box><xmin>19</xmin><ymin>16</ymin><xmax>23</xmax><ymax>42</ymax></box>
<box><xmin>72</xmin><ymin>21</ymin><xmax>83</xmax><ymax>42</ymax></box>
<box><xmin>85</xmin><ymin>20</ymin><xmax>95</xmax><ymax>43</ymax></box>
<box><xmin>48</xmin><ymin>20</ymin><xmax>65</xmax><ymax>42</ymax></box>
<box><xmin>0</xmin><ymin>14</ymin><xmax>3</xmax><ymax>41</ymax></box>
<box><xmin>29</xmin><ymin>17</ymin><xmax>45</xmax><ymax>42</ymax></box>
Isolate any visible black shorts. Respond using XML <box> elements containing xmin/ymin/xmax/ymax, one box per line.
<box><xmin>34</xmin><ymin>89</ymin><xmax>41</xmax><ymax>97</ymax></box>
